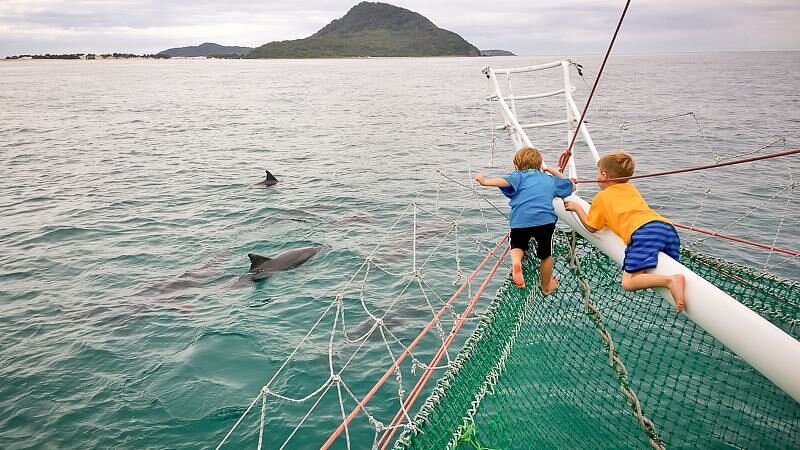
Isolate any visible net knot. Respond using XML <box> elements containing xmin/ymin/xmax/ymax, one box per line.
<box><xmin>411</xmin><ymin>358</ymin><xmax>420</xmax><ymax>375</ymax></box>
<box><xmin>369</xmin><ymin>418</ymin><xmax>385</xmax><ymax>433</ymax></box>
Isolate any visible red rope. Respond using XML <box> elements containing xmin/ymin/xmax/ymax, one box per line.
<box><xmin>558</xmin><ymin>0</ymin><xmax>631</xmax><ymax>171</ymax></box>
<box><xmin>320</xmin><ymin>235</ymin><xmax>509</xmax><ymax>450</ymax></box>
<box><xmin>376</xmin><ymin>243</ymin><xmax>511</xmax><ymax>449</ymax></box>
<box><xmin>674</xmin><ymin>223</ymin><xmax>799</xmax><ymax>257</ymax></box>
<box><xmin>574</xmin><ymin>148</ymin><xmax>800</xmax><ymax>184</ymax></box>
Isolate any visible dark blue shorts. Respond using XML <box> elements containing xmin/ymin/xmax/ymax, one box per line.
<box><xmin>623</xmin><ymin>221</ymin><xmax>681</xmax><ymax>273</ymax></box>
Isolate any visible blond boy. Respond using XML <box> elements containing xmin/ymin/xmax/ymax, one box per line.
<box><xmin>564</xmin><ymin>151</ymin><xmax>686</xmax><ymax>312</ymax></box>
<box><xmin>475</xmin><ymin>147</ymin><xmax>574</xmax><ymax>293</ymax></box>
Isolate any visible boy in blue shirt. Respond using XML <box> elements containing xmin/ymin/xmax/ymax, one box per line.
<box><xmin>475</xmin><ymin>147</ymin><xmax>575</xmax><ymax>293</ymax></box>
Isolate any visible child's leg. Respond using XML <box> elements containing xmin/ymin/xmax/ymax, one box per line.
<box><xmin>511</xmin><ymin>248</ymin><xmax>525</xmax><ymax>288</ymax></box>
<box><xmin>540</xmin><ymin>256</ymin><xmax>558</xmax><ymax>295</ymax></box>
<box><xmin>509</xmin><ymin>227</ymin><xmax>532</xmax><ymax>289</ymax></box>
<box><xmin>623</xmin><ymin>222</ymin><xmax>686</xmax><ymax>311</ymax></box>
<box><xmin>532</xmin><ymin>223</ymin><xmax>558</xmax><ymax>295</ymax></box>
<box><xmin>622</xmin><ymin>271</ymin><xmax>686</xmax><ymax>312</ymax></box>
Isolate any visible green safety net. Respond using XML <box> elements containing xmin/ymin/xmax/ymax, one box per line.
<box><xmin>393</xmin><ymin>230</ymin><xmax>799</xmax><ymax>449</ymax></box>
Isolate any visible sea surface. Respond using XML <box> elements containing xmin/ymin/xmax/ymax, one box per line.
<box><xmin>1</xmin><ymin>52</ymin><xmax>798</xmax><ymax>449</ymax></box>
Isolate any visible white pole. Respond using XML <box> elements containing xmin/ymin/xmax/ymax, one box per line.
<box><xmin>483</xmin><ymin>67</ymin><xmax>533</xmax><ymax>150</ymax></box>
<box><xmin>562</xmin><ymin>61</ymin><xmax>578</xmax><ymax>179</ymax></box>
<box><xmin>484</xmin><ymin>63</ymin><xmax>800</xmax><ymax>403</ymax></box>
<box><xmin>554</xmin><ymin>197</ymin><xmax>800</xmax><ymax>403</ymax></box>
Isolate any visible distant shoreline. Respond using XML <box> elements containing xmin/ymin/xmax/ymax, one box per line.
<box><xmin>3</xmin><ymin>49</ymin><xmax>797</xmax><ymax>62</ymax></box>
<box><xmin>1</xmin><ymin>54</ymin><xmax>517</xmax><ymax>62</ymax></box>
<box><xmin>4</xmin><ymin>53</ymin><xmax>169</xmax><ymax>61</ymax></box>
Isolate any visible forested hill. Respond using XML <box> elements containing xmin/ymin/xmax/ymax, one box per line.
<box><xmin>249</xmin><ymin>2</ymin><xmax>480</xmax><ymax>58</ymax></box>
<box><xmin>158</xmin><ymin>43</ymin><xmax>252</xmax><ymax>57</ymax></box>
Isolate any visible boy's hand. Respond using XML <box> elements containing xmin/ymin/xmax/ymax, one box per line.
<box><xmin>473</xmin><ymin>172</ymin><xmax>486</xmax><ymax>185</ymax></box>
<box><xmin>564</xmin><ymin>200</ymin><xmax>597</xmax><ymax>232</ymax></box>
<box><xmin>544</xmin><ymin>166</ymin><xmax>568</xmax><ymax>179</ymax></box>
<box><xmin>564</xmin><ymin>200</ymin><xmax>581</xmax><ymax>212</ymax></box>
<box><xmin>543</xmin><ymin>166</ymin><xmax>562</xmax><ymax>175</ymax></box>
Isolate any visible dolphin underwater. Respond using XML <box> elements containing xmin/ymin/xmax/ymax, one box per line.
<box><xmin>232</xmin><ymin>246</ymin><xmax>322</xmax><ymax>287</ymax></box>
<box><xmin>254</xmin><ymin>170</ymin><xmax>278</xmax><ymax>187</ymax></box>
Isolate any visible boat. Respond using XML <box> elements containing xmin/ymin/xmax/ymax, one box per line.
<box><xmin>216</xmin><ymin>56</ymin><xmax>799</xmax><ymax>449</ymax></box>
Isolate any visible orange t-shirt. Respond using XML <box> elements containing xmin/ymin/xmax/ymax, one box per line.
<box><xmin>586</xmin><ymin>183</ymin><xmax>669</xmax><ymax>244</ymax></box>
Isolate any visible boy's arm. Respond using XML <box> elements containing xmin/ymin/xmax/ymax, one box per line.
<box><xmin>545</xmin><ymin>166</ymin><xmax>577</xmax><ymax>193</ymax></box>
<box><xmin>564</xmin><ymin>201</ymin><xmax>600</xmax><ymax>233</ymax></box>
<box><xmin>474</xmin><ymin>172</ymin><xmax>511</xmax><ymax>188</ymax></box>
<box><xmin>543</xmin><ymin>166</ymin><xmax>567</xmax><ymax>179</ymax></box>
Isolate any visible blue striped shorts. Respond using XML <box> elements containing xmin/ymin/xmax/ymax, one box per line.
<box><xmin>623</xmin><ymin>221</ymin><xmax>681</xmax><ymax>273</ymax></box>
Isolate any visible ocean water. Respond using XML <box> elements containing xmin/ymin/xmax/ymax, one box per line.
<box><xmin>1</xmin><ymin>52</ymin><xmax>798</xmax><ymax>449</ymax></box>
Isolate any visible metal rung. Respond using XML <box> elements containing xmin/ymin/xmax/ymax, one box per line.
<box><xmin>495</xmin><ymin>119</ymin><xmax>570</xmax><ymax>131</ymax></box>
<box><xmin>487</xmin><ymin>88</ymin><xmax>568</xmax><ymax>102</ymax></box>
<box><xmin>489</xmin><ymin>61</ymin><xmax>562</xmax><ymax>75</ymax></box>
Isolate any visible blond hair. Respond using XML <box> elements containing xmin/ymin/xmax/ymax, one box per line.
<box><xmin>598</xmin><ymin>151</ymin><xmax>635</xmax><ymax>180</ymax></box>
<box><xmin>513</xmin><ymin>147</ymin><xmax>543</xmax><ymax>171</ymax></box>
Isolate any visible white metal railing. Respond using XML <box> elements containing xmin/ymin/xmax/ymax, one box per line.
<box><xmin>482</xmin><ymin>61</ymin><xmax>800</xmax><ymax>403</ymax></box>
<box><xmin>482</xmin><ymin>61</ymin><xmax>601</xmax><ymax>177</ymax></box>
<box><xmin>486</xmin><ymin>87</ymin><xmax>569</xmax><ymax>102</ymax></box>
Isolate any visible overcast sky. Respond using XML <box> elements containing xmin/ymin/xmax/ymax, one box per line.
<box><xmin>0</xmin><ymin>0</ymin><xmax>798</xmax><ymax>57</ymax></box>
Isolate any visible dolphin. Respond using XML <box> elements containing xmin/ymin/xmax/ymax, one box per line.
<box><xmin>255</xmin><ymin>170</ymin><xmax>278</xmax><ymax>187</ymax></box>
<box><xmin>231</xmin><ymin>246</ymin><xmax>322</xmax><ymax>287</ymax></box>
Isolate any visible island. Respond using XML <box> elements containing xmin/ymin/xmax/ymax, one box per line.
<box><xmin>157</xmin><ymin>42</ymin><xmax>252</xmax><ymax>58</ymax></box>
<box><xmin>4</xmin><ymin>53</ymin><xmax>169</xmax><ymax>60</ymax></box>
<box><xmin>481</xmin><ymin>50</ymin><xmax>516</xmax><ymax>56</ymax></box>
<box><xmin>248</xmin><ymin>2</ymin><xmax>480</xmax><ymax>58</ymax></box>
<box><xmin>5</xmin><ymin>2</ymin><xmax>493</xmax><ymax>61</ymax></box>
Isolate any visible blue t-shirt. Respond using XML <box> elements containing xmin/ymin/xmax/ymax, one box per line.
<box><xmin>500</xmin><ymin>170</ymin><xmax>573</xmax><ymax>228</ymax></box>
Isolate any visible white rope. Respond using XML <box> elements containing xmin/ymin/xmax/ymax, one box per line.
<box><xmin>329</xmin><ymin>295</ymin><xmax>342</xmax><ymax>376</ymax></box>
<box><xmin>257</xmin><ymin>391</ymin><xmax>266</xmax><ymax>450</ymax></box>
<box><xmin>764</xmin><ymin>141</ymin><xmax>795</xmax><ymax>270</ymax></box>
<box><xmin>416</xmin><ymin>277</ymin><xmax>452</xmax><ymax>364</ymax></box>
<box><xmin>412</xmin><ymin>201</ymin><xmax>418</xmax><ymax>273</ymax></box>
<box><xmin>336</xmin><ymin>379</ymin><xmax>351</xmax><ymax>450</ymax></box>
<box><xmin>379</xmin><ymin>325</ymin><xmax>415</xmax><ymax>426</ymax></box>
<box><xmin>278</xmin><ymin>381</ymin><xmax>334</xmax><ymax>450</ymax></box>
<box><xmin>689</xmin><ymin>182</ymin><xmax>794</xmax><ymax>248</ymax></box>
<box><xmin>218</xmin><ymin>170</ymin><xmax>455</xmax><ymax>448</ymax></box>
<box><xmin>686</xmin><ymin>113</ymin><xmax>721</xmax><ymax>229</ymax></box>
<box><xmin>216</xmin><ymin>392</ymin><xmax>263</xmax><ymax>450</ymax></box>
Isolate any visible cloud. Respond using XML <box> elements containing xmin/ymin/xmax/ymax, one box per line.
<box><xmin>0</xmin><ymin>0</ymin><xmax>798</xmax><ymax>57</ymax></box>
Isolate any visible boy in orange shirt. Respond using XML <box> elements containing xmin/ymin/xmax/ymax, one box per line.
<box><xmin>564</xmin><ymin>151</ymin><xmax>687</xmax><ymax>312</ymax></box>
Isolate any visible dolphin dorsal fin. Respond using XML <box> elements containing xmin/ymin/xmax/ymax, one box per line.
<box><xmin>264</xmin><ymin>170</ymin><xmax>278</xmax><ymax>182</ymax></box>
<box><xmin>248</xmin><ymin>253</ymin><xmax>272</xmax><ymax>271</ymax></box>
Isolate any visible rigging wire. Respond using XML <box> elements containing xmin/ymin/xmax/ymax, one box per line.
<box><xmin>558</xmin><ymin>0</ymin><xmax>631</xmax><ymax>171</ymax></box>
<box><xmin>673</xmin><ymin>223</ymin><xmax>799</xmax><ymax>258</ymax></box>
<box><xmin>572</xmin><ymin>148</ymin><xmax>800</xmax><ymax>184</ymax></box>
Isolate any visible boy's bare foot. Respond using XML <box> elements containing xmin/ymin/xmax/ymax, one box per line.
<box><xmin>669</xmin><ymin>274</ymin><xmax>686</xmax><ymax>312</ymax></box>
<box><xmin>542</xmin><ymin>277</ymin><xmax>558</xmax><ymax>296</ymax></box>
<box><xmin>512</xmin><ymin>262</ymin><xmax>525</xmax><ymax>288</ymax></box>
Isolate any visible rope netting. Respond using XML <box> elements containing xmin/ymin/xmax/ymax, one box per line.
<box><xmin>216</xmin><ymin>170</ymin><xmax>515</xmax><ymax>450</ymax></box>
<box><xmin>393</xmin><ymin>231</ymin><xmax>800</xmax><ymax>449</ymax></box>
<box><xmin>215</xmin><ymin>54</ymin><xmax>799</xmax><ymax>448</ymax></box>
<box><xmin>390</xmin><ymin>55</ymin><xmax>799</xmax><ymax>449</ymax></box>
